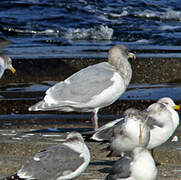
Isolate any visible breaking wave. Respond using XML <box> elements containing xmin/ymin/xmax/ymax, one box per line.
<box><xmin>63</xmin><ymin>25</ymin><xmax>113</xmax><ymax>40</ymax></box>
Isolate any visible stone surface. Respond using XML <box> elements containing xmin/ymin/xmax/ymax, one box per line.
<box><xmin>0</xmin><ymin>125</ymin><xmax>181</xmax><ymax>179</ymax></box>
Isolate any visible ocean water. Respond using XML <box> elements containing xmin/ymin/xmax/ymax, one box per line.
<box><xmin>1</xmin><ymin>0</ymin><xmax>181</xmax><ymax>58</ymax></box>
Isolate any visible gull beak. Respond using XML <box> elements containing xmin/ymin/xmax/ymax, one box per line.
<box><xmin>173</xmin><ymin>105</ymin><xmax>180</xmax><ymax>111</ymax></box>
<box><xmin>128</xmin><ymin>52</ymin><xmax>136</xmax><ymax>61</ymax></box>
<box><xmin>10</xmin><ymin>66</ymin><xmax>16</xmax><ymax>74</ymax></box>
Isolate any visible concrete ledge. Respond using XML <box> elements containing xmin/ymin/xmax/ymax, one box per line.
<box><xmin>1</xmin><ymin>57</ymin><xmax>181</xmax><ymax>85</ymax></box>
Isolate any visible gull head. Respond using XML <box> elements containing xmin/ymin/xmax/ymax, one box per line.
<box><xmin>157</xmin><ymin>97</ymin><xmax>180</xmax><ymax>111</ymax></box>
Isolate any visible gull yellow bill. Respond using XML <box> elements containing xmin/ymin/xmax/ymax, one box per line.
<box><xmin>10</xmin><ymin>66</ymin><xmax>16</xmax><ymax>74</ymax></box>
<box><xmin>173</xmin><ymin>105</ymin><xmax>180</xmax><ymax>110</ymax></box>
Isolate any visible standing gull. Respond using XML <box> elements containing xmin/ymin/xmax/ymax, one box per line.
<box><xmin>4</xmin><ymin>132</ymin><xmax>90</xmax><ymax>180</ymax></box>
<box><xmin>29</xmin><ymin>45</ymin><xmax>135</xmax><ymax>130</ymax></box>
<box><xmin>106</xmin><ymin>108</ymin><xmax>150</xmax><ymax>157</ymax></box>
<box><xmin>105</xmin><ymin>147</ymin><xmax>158</xmax><ymax>180</ymax></box>
<box><xmin>0</xmin><ymin>55</ymin><xmax>16</xmax><ymax>78</ymax></box>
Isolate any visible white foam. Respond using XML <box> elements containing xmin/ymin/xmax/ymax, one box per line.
<box><xmin>136</xmin><ymin>39</ymin><xmax>150</xmax><ymax>44</ymax></box>
<box><xmin>109</xmin><ymin>10</ymin><xmax>128</xmax><ymax>18</ymax></box>
<box><xmin>63</xmin><ymin>25</ymin><xmax>113</xmax><ymax>40</ymax></box>
<box><xmin>136</xmin><ymin>8</ymin><xmax>181</xmax><ymax>21</ymax></box>
<box><xmin>138</xmin><ymin>9</ymin><xmax>157</xmax><ymax>18</ymax></box>
<box><xmin>161</xmin><ymin>9</ymin><xmax>181</xmax><ymax>21</ymax></box>
<box><xmin>159</xmin><ymin>25</ymin><xmax>181</xmax><ymax>31</ymax></box>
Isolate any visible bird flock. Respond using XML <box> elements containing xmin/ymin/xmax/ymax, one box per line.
<box><xmin>1</xmin><ymin>45</ymin><xmax>180</xmax><ymax>180</ymax></box>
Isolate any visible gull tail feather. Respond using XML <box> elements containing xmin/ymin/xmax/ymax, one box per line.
<box><xmin>29</xmin><ymin>100</ymin><xmax>60</xmax><ymax>111</ymax></box>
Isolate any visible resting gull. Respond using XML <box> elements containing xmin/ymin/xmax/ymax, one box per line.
<box><xmin>146</xmin><ymin>97</ymin><xmax>180</xmax><ymax>149</ymax></box>
<box><xmin>105</xmin><ymin>147</ymin><xmax>158</xmax><ymax>180</ymax></box>
<box><xmin>91</xmin><ymin>97</ymin><xmax>180</xmax><ymax>146</ymax></box>
<box><xmin>4</xmin><ymin>132</ymin><xmax>90</xmax><ymax>180</ymax></box>
<box><xmin>106</xmin><ymin>108</ymin><xmax>150</xmax><ymax>157</ymax></box>
<box><xmin>0</xmin><ymin>55</ymin><xmax>16</xmax><ymax>78</ymax></box>
<box><xmin>29</xmin><ymin>45</ymin><xmax>135</xmax><ymax>130</ymax></box>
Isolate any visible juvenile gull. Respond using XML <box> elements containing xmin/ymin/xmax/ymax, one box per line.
<box><xmin>105</xmin><ymin>147</ymin><xmax>158</xmax><ymax>180</ymax></box>
<box><xmin>29</xmin><ymin>45</ymin><xmax>135</xmax><ymax>130</ymax></box>
<box><xmin>0</xmin><ymin>55</ymin><xmax>16</xmax><ymax>78</ymax></box>
<box><xmin>91</xmin><ymin>117</ymin><xmax>123</xmax><ymax>142</ymax></box>
<box><xmin>4</xmin><ymin>132</ymin><xmax>90</xmax><ymax>180</ymax></box>
<box><xmin>107</xmin><ymin>108</ymin><xmax>150</xmax><ymax>157</ymax></box>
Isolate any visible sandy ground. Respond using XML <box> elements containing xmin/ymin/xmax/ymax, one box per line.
<box><xmin>0</xmin><ymin>123</ymin><xmax>181</xmax><ymax>180</ymax></box>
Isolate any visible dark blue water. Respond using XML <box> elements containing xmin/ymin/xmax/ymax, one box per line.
<box><xmin>1</xmin><ymin>0</ymin><xmax>181</xmax><ymax>58</ymax></box>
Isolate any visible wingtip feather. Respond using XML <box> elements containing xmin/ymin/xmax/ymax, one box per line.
<box><xmin>28</xmin><ymin>101</ymin><xmax>45</xmax><ymax>111</ymax></box>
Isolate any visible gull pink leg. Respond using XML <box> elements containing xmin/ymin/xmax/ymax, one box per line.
<box><xmin>91</xmin><ymin>111</ymin><xmax>98</xmax><ymax>131</ymax></box>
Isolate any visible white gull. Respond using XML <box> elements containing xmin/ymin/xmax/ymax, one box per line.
<box><xmin>29</xmin><ymin>45</ymin><xmax>135</xmax><ymax>131</ymax></box>
<box><xmin>106</xmin><ymin>108</ymin><xmax>150</xmax><ymax>157</ymax></box>
<box><xmin>105</xmin><ymin>147</ymin><xmax>158</xmax><ymax>180</ymax></box>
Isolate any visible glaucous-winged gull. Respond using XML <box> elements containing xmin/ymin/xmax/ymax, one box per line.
<box><xmin>29</xmin><ymin>45</ymin><xmax>135</xmax><ymax>130</ymax></box>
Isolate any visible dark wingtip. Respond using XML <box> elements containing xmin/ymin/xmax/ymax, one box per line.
<box><xmin>2</xmin><ymin>174</ymin><xmax>23</xmax><ymax>180</ymax></box>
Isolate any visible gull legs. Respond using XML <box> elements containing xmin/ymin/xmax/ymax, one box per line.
<box><xmin>91</xmin><ymin>111</ymin><xmax>98</xmax><ymax>131</ymax></box>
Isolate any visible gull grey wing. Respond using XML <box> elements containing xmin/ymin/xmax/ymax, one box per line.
<box><xmin>0</xmin><ymin>65</ymin><xmax>4</xmax><ymax>78</ymax></box>
<box><xmin>147</xmin><ymin>116</ymin><xmax>164</xmax><ymax>129</ymax></box>
<box><xmin>112</xmin><ymin>120</ymin><xmax>125</xmax><ymax>138</ymax></box>
<box><xmin>46</xmin><ymin>62</ymin><xmax>116</xmax><ymax>104</ymax></box>
<box><xmin>17</xmin><ymin>144</ymin><xmax>85</xmax><ymax>180</ymax></box>
<box><xmin>105</xmin><ymin>156</ymin><xmax>132</xmax><ymax>180</ymax></box>
<box><xmin>106</xmin><ymin>121</ymin><xmax>125</xmax><ymax>157</ymax></box>
<box><xmin>91</xmin><ymin>118</ymin><xmax>124</xmax><ymax>141</ymax></box>
<box><xmin>140</xmin><ymin>110</ymin><xmax>164</xmax><ymax>129</ymax></box>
